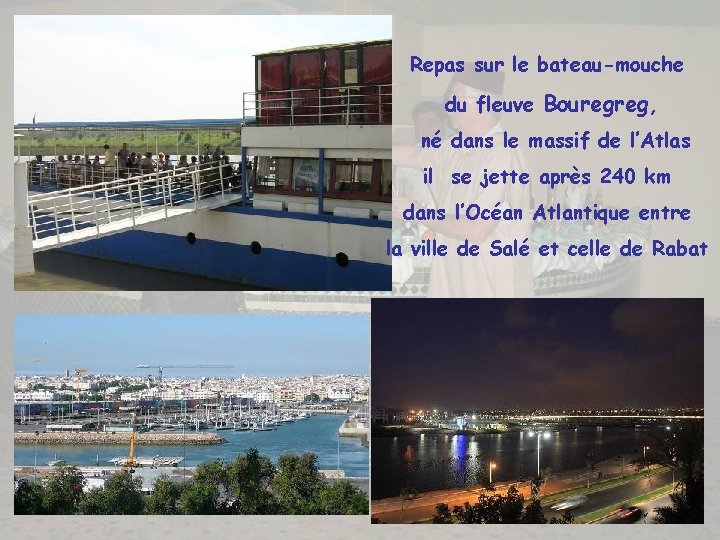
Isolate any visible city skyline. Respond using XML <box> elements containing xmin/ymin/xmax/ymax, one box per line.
<box><xmin>15</xmin><ymin>314</ymin><xmax>369</xmax><ymax>377</ymax></box>
<box><xmin>372</xmin><ymin>299</ymin><xmax>704</xmax><ymax>410</ymax></box>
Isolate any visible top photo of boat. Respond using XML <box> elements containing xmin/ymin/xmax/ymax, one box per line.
<box><xmin>14</xmin><ymin>16</ymin><xmax>391</xmax><ymax>292</ymax></box>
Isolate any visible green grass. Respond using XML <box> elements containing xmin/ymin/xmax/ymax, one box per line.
<box><xmin>576</xmin><ymin>483</ymin><xmax>674</xmax><ymax>523</ymax></box>
<box><xmin>15</xmin><ymin>129</ymin><xmax>242</xmax><ymax>157</ymax></box>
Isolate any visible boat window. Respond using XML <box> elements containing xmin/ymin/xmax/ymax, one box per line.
<box><xmin>255</xmin><ymin>156</ymin><xmax>291</xmax><ymax>191</ymax></box>
<box><xmin>292</xmin><ymin>158</ymin><xmax>328</xmax><ymax>192</ymax></box>
<box><xmin>334</xmin><ymin>159</ymin><xmax>372</xmax><ymax>193</ymax></box>
<box><xmin>344</xmin><ymin>49</ymin><xmax>358</xmax><ymax>85</ymax></box>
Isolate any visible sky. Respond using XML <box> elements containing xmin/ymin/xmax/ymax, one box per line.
<box><xmin>14</xmin><ymin>15</ymin><xmax>391</xmax><ymax>123</ymax></box>
<box><xmin>14</xmin><ymin>314</ymin><xmax>369</xmax><ymax>377</ymax></box>
<box><xmin>372</xmin><ymin>299</ymin><xmax>704</xmax><ymax>410</ymax></box>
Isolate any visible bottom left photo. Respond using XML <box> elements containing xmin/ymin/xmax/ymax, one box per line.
<box><xmin>13</xmin><ymin>314</ymin><xmax>369</xmax><ymax>515</ymax></box>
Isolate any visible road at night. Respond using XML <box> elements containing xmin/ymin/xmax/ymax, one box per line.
<box><xmin>595</xmin><ymin>492</ymin><xmax>673</xmax><ymax>524</ymax></box>
<box><xmin>371</xmin><ymin>469</ymin><xmax>671</xmax><ymax>524</ymax></box>
<box><xmin>544</xmin><ymin>469</ymin><xmax>673</xmax><ymax>521</ymax></box>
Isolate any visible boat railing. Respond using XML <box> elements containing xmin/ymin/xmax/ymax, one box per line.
<box><xmin>243</xmin><ymin>83</ymin><xmax>392</xmax><ymax>127</ymax></box>
<box><xmin>27</xmin><ymin>160</ymin><xmax>243</xmax><ymax>245</ymax></box>
<box><xmin>26</xmin><ymin>159</ymin><xmax>243</xmax><ymax>190</ymax></box>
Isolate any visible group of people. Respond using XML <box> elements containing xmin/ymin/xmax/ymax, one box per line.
<box><xmin>30</xmin><ymin>144</ymin><xmax>242</xmax><ymax>192</ymax></box>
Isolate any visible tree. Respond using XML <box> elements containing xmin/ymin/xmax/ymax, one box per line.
<box><xmin>271</xmin><ymin>452</ymin><xmax>326</xmax><ymax>514</ymax></box>
<box><xmin>642</xmin><ymin>420</ymin><xmax>704</xmax><ymax>524</ymax></box>
<box><xmin>549</xmin><ymin>509</ymin><xmax>576</xmax><ymax>524</ymax></box>
<box><xmin>146</xmin><ymin>475</ymin><xmax>182</xmax><ymax>515</ymax></box>
<box><xmin>15</xmin><ymin>479</ymin><xmax>45</xmax><ymax>514</ymax></box>
<box><xmin>226</xmin><ymin>448</ymin><xmax>277</xmax><ymax>514</ymax></box>
<box><xmin>78</xmin><ymin>487</ymin><xmax>107</xmax><ymax>515</ymax></box>
<box><xmin>43</xmin><ymin>465</ymin><xmax>85</xmax><ymax>514</ymax></box>
<box><xmin>530</xmin><ymin>474</ymin><xmax>545</xmax><ymax>499</ymax></box>
<box><xmin>315</xmin><ymin>480</ymin><xmax>368</xmax><ymax>515</ymax></box>
<box><xmin>521</xmin><ymin>498</ymin><xmax>547</xmax><ymax>524</ymax></box>
<box><xmin>432</xmin><ymin>485</ymin><xmax>572</xmax><ymax>525</ymax></box>
<box><xmin>452</xmin><ymin>485</ymin><xmax>525</xmax><ymax>524</ymax></box>
<box><xmin>179</xmin><ymin>480</ymin><xmax>219</xmax><ymax>515</ymax></box>
<box><xmin>194</xmin><ymin>459</ymin><xmax>228</xmax><ymax>492</ymax></box>
<box><xmin>79</xmin><ymin>471</ymin><xmax>144</xmax><ymax>515</ymax></box>
<box><xmin>654</xmin><ymin>474</ymin><xmax>703</xmax><ymax>524</ymax></box>
<box><xmin>432</xmin><ymin>503</ymin><xmax>453</xmax><ymax>524</ymax></box>
<box><xmin>304</xmin><ymin>393</ymin><xmax>320</xmax><ymax>402</ymax></box>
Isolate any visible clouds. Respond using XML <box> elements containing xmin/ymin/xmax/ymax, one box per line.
<box><xmin>372</xmin><ymin>299</ymin><xmax>704</xmax><ymax>410</ymax></box>
<box><xmin>501</xmin><ymin>301</ymin><xmax>556</xmax><ymax>332</ymax></box>
<box><xmin>610</xmin><ymin>299</ymin><xmax>701</xmax><ymax>347</ymax></box>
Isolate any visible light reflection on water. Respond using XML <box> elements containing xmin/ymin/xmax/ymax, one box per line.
<box><xmin>372</xmin><ymin>426</ymin><xmax>648</xmax><ymax>499</ymax></box>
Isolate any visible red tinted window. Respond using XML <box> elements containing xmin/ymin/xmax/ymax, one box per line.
<box><xmin>260</xmin><ymin>55</ymin><xmax>288</xmax><ymax>91</ymax></box>
<box><xmin>325</xmin><ymin>50</ymin><xmax>340</xmax><ymax>86</ymax></box>
<box><xmin>362</xmin><ymin>44</ymin><xmax>391</xmax><ymax>85</ymax></box>
<box><xmin>290</xmin><ymin>52</ymin><xmax>322</xmax><ymax>89</ymax></box>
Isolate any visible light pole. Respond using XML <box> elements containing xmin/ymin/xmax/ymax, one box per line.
<box><xmin>529</xmin><ymin>431</ymin><xmax>551</xmax><ymax>477</ymax></box>
<box><xmin>643</xmin><ymin>445</ymin><xmax>650</xmax><ymax>469</ymax></box>
<box><xmin>489</xmin><ymin>462</ymin><xmax>496</xmax><ymax>484</ymax></box>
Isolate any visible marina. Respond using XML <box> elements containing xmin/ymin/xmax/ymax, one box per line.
<box><xmin>15</xmin><ymin>414</ymin><xmax>368</xmax><ymax>479</ymax></box>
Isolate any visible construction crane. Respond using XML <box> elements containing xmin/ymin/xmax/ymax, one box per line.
<box><xmin>122</xmin><ymin>412</ymin><xmax>138</xmax><ymax>471</ymax></box>
<box><xmin>136</xmin><ymin>364</ymin><xmax>233</xmax><ymax>382</ymax></box>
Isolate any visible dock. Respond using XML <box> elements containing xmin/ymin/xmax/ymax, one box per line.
<box><xmin>14</xmin><ymin>431</ymin><xmax>225</xmax><ymax>446</ymax></box>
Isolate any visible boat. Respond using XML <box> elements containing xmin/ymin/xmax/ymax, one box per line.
<box><xmin>107</xmin><ymin>455</ymin><xmax>184</xmax><ymax>467</ymax></box>
<box><xmin>19</xmin><ymin>39</ymin><xmax>392</xmax><ymax>291</ymax></box>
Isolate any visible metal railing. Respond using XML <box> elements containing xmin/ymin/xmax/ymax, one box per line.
<box><xmin>27</xmin><ymin>160</ymin><xmax>243</xmax><ymax>247</ymax></box>
<box><xmin>243</xmin><ymin>84</ymin><xmax>392</xmax><ymax>126</ymax></box>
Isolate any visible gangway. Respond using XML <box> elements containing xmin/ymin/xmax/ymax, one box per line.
<box><xmin>27</xmin><ymin>161</ymin><xmax>245</xmax><ymax>252</ymax></box>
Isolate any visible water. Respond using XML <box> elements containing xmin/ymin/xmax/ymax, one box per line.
<box><xmin>15</xmin><ymin>250</ymin><xmax>269</xmax><ymax>291</ymax></box>
<box><xmin>15</xmin><ymin>415</ymin><xmax>367</xmax><ymax>477</ymax></box>
<box><xmin>371</xmin><ymin>426</ymin><xmax>650</xmax><ymax>499</ymax></box>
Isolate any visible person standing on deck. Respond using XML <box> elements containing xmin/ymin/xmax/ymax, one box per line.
<box><xmin>117</xmin><ymin>143</ymin><xmax>130</xmax><ymax>178</ymax></box>
<box><xmin>102</xmin><ymin>144</ymin><xmax>116</xmax><ymax>182</ymax></box>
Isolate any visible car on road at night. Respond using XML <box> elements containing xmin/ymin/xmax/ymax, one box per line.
<box><xmin>550</xmin><ymin>495</ymin><xmax>588</xmax><ymax>511</ymax></box>
<box><xmin>614</xmin><ymin>506</ymin><xmax>644</xmax><ymax>522</ymax></box>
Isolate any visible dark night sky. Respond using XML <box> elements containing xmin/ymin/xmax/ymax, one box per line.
<box><xmin>371</xmin><ymin>299</ymin><xmax>703</xmax><ymax>410</ymax></box>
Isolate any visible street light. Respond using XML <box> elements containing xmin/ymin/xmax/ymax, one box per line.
<box><xmin>528</xmin><ymin>431</ymin><xmax>551</xmax><ymax>477</ymax></box>
<box><xmin>489</xmin><ymin>462</ymin><xmax>496</xmax><ymax>484</ymax></box>
<box><xmin>643</xmin><ymin>445</ymin><xmax>650</xmax><ymax>468</ymax></box>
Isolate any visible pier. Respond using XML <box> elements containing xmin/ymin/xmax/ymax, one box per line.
<box><xmin>14</xmin><ymin>431</ymin><xmax>225</xmax><ymax>446</ymax></box>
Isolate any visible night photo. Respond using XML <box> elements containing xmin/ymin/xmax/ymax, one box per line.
<box><xmin>370</xmin><ymin>298</ymin><xmax>704</xmax><ymax>524</ymax></box>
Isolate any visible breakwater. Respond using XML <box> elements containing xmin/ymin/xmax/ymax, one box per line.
<box><xmin>14</xmin><ymin>431</ymin><xmax>225</xmax><ymax>446</ymax></box>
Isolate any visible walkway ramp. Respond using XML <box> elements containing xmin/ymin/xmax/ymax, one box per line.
<box><xmin>28</xmin><ymin>163</ymin><xmax>244</xmax><ymax>252</ymax></box>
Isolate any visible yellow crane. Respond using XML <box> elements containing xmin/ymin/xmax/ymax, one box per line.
<box><xmin>122</xmin><ymin>412</ymin><xmax>139</xmax><ymax>471</ymax></box>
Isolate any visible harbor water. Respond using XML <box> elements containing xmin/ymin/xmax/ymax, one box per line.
<box><xmin>372</xmin><ymin>426</ymin><xmax>654</xmax><ymax>499</ymax></box>
<box><xmin>15</xmin><ymin>415</ymin><xmax>368</xmax><ymax>478</ymax></box>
